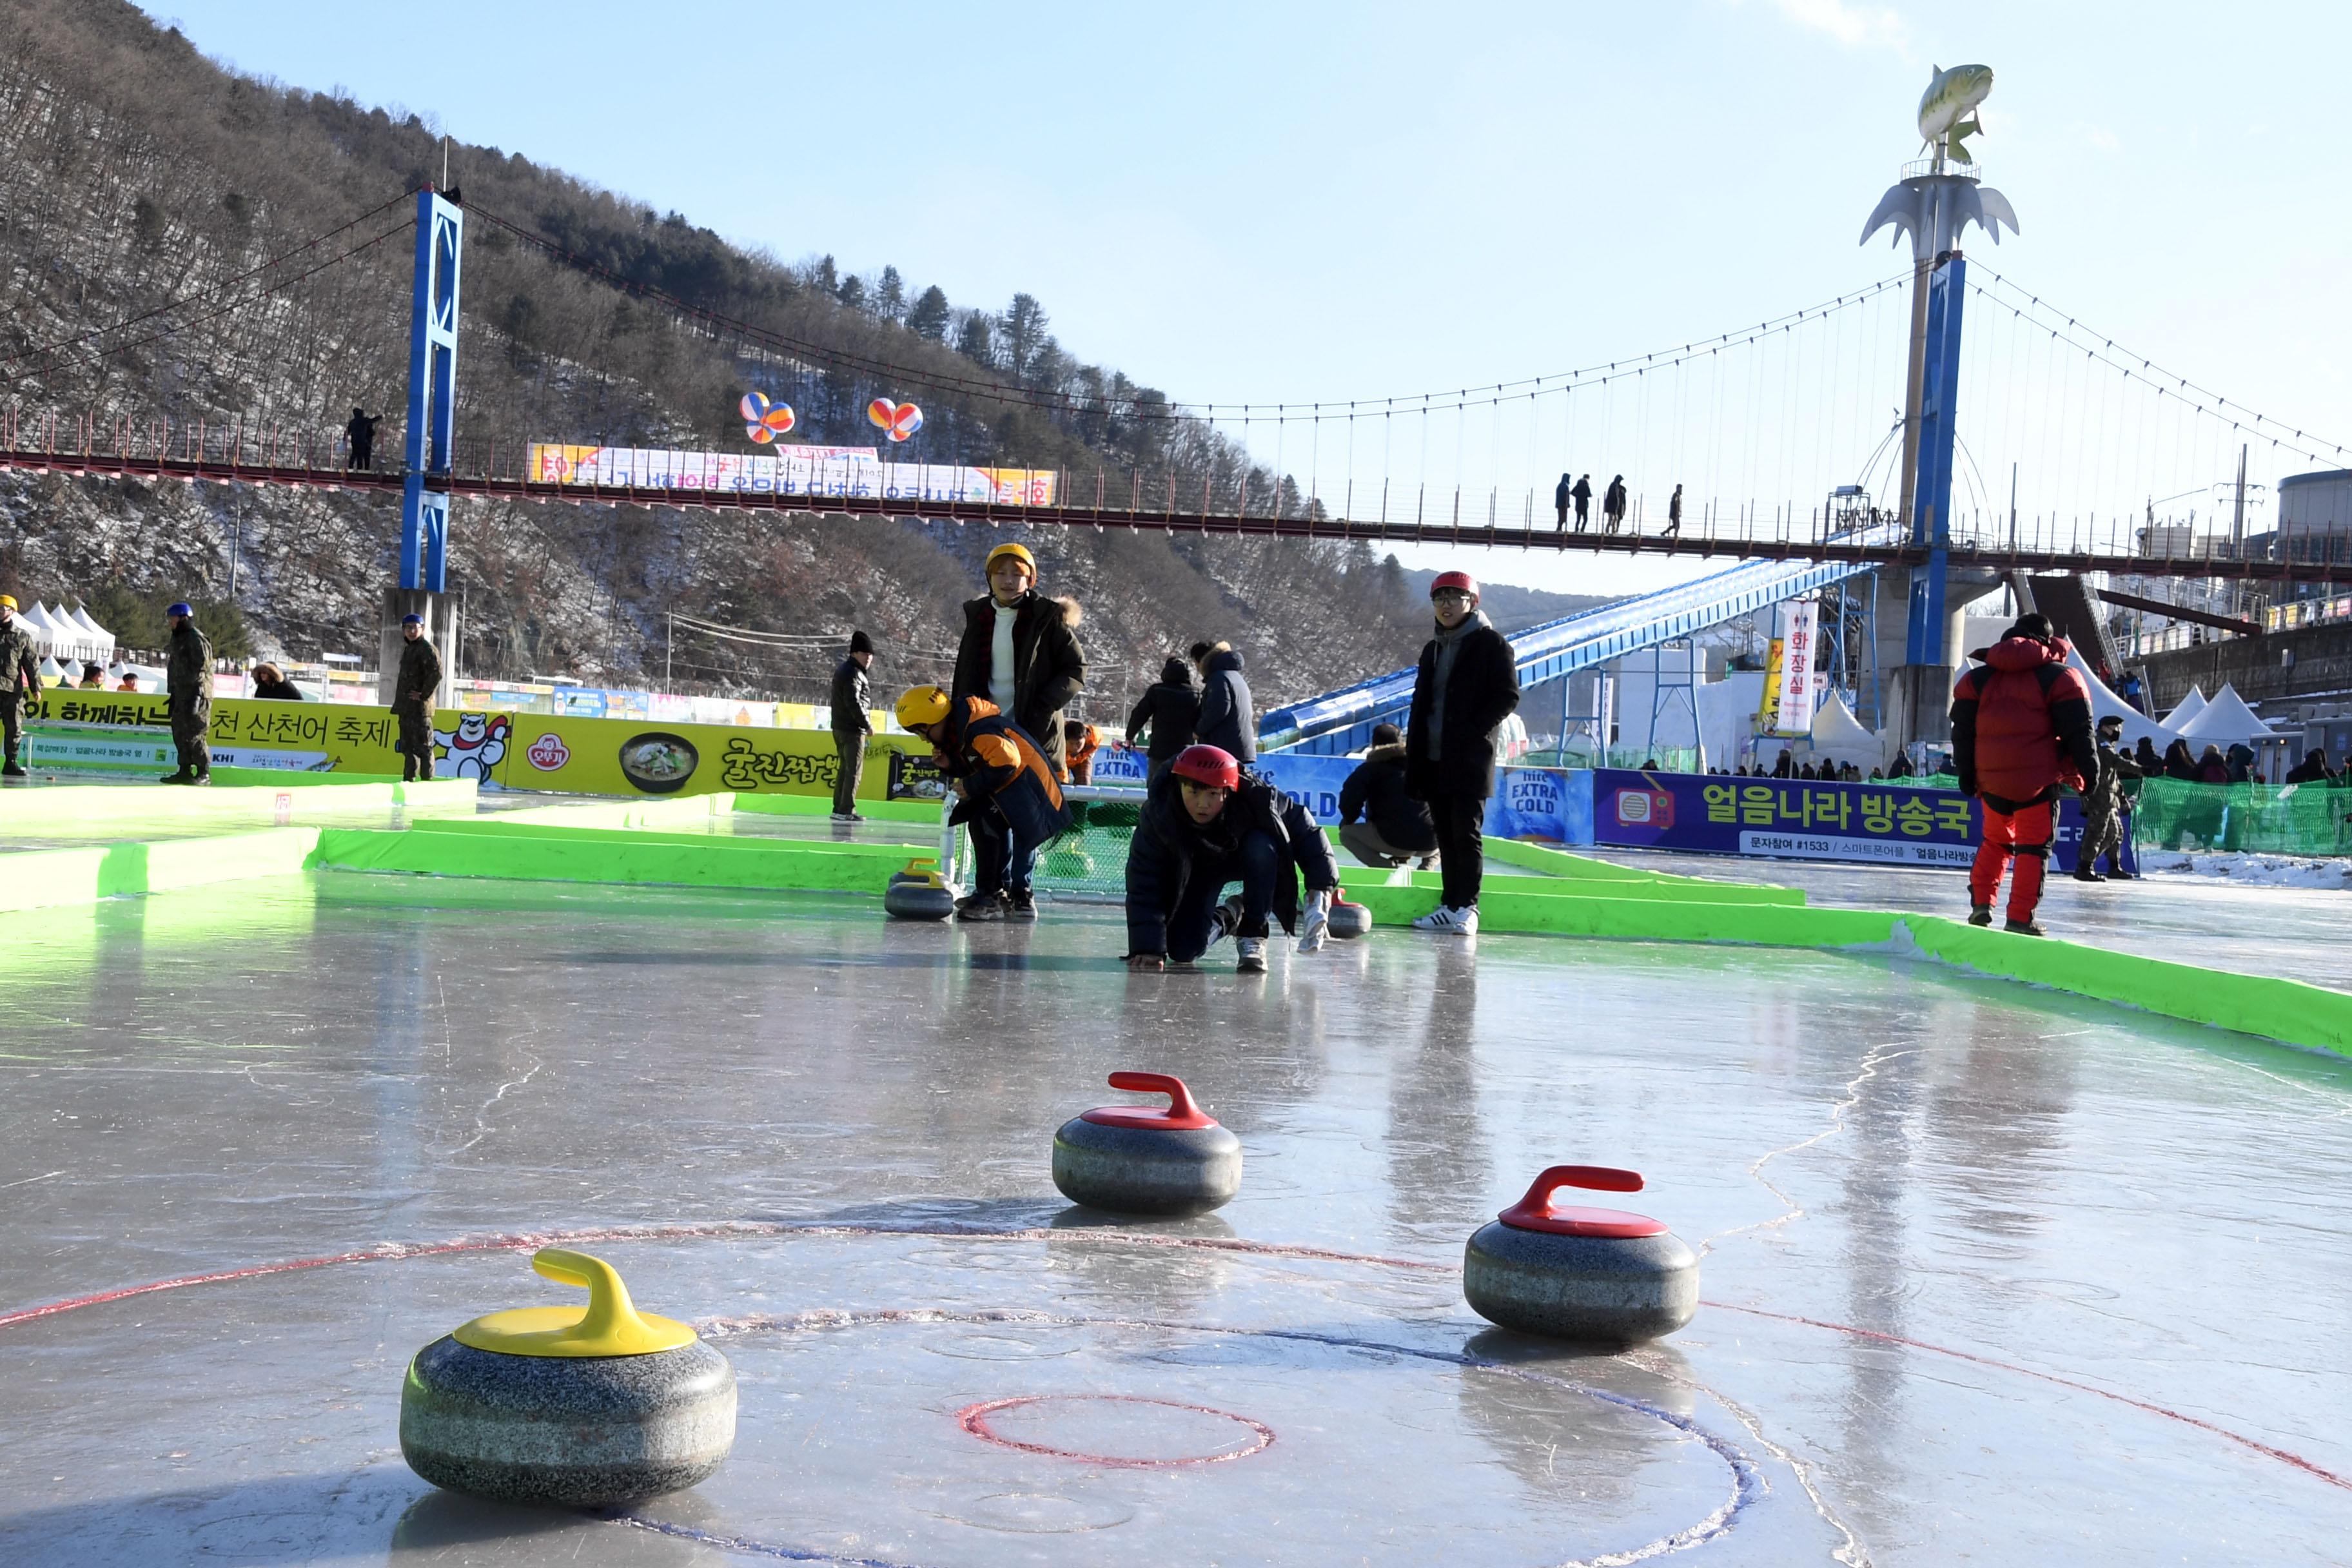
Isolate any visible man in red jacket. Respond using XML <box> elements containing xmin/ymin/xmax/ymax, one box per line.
<box><xmin>1948</xmin><ymin>613</ymin><xmax>2098</xmax><ymax>936</ymax></box>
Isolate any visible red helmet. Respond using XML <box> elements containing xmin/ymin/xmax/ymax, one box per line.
<box><xmin>1431</xmin><ymin>570</ymin><xmax>1480</xmax><ymax>600</ymax></box>
<box><xmin>1171</xmin><ymin>744</ymin><xmax>1240</xmax><ymax>792</ymax></box>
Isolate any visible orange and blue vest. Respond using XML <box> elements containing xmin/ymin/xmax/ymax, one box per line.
<box><xmin>936</xmin><ymin>696</ymin><xmax>1072</xmax><ymax>843</ymax></box>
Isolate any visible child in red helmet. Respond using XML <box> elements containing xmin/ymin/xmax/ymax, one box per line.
<box><xmin>1125</xmin><ymin>744</ymin><xmax>1340</xmax><ymax>974</ymax></box>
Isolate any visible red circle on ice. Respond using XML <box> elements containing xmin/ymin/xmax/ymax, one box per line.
<box><xmin>956</xmin><ymin>1393</ymin><xmax>1275</xmax><ymax>1469</ymax></box>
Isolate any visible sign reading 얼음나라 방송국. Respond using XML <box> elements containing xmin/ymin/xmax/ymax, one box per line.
<box><xmin>1589</xmin><ymin>767</ymin><xmax>2129</xmax><ymax>875</ymax></box>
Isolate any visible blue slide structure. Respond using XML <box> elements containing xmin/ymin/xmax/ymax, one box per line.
<box><xmin>1259</xmin><ymin>554</ymin><xmax>1877</xmax><ymax>755</ymax></box>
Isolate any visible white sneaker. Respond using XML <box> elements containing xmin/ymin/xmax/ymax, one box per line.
<box><xmin>1235</xmin><ymin>936</ymin><xmax>1267</xmax><ymax>974</ymax></box>
<box><xmin>1412</xmin><ymin>905</ymin><xmax>1480</xmax><ymax>936</ymax></box>
<box><xmin>1296</xmin><ymin>890</ymin><xmax>1331</xmax><ymax>953</ymax></box>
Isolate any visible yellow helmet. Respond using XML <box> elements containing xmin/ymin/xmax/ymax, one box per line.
<box><xmin>895</xmin><ymin>685</ymin><xmax>952</xmax><ymax>730</ymax></box>
<box><xmin>0</xmin><ymin>594</ymin><xmax>15</xmax><ymax>610</ymax></box>
<box><xmin>983</xmin><ymin>543</ymin><xmax>1035</xmax><ymax>578</ymax></box>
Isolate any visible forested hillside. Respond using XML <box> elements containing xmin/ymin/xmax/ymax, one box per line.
<box><xmin>0</xmin><ymin>0</ymin><xmax>1444</xmax><ymax>713</ymax></box>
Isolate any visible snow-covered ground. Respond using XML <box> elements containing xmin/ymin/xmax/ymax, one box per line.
<box><xmin>2139</xmin><ymin>849</ymin><xmax>2352</xmax><ymax>890</ymax></box>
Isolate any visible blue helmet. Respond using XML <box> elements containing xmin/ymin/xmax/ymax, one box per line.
<box><xmin>401</xmin><ymin>612</ymin><xmax>424</xmax><ymax>626</ymax></box>
<box><xmin>167</xmin><ymin>602</ymin><xmax>193</xmax><ymax>618</ymax></box>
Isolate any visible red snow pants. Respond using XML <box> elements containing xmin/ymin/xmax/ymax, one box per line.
<box><xmin>1970</xmin><ymin>796</ymin><xmax>2052</xmax><ymax>923</ymax></box>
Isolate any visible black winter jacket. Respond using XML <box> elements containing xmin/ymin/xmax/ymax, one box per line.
<box><xmin>1193</xmin><ymin>649</ymin><xmax>1257</xmax><ymax>762</ymax></box>
<box><xmin>1124</xmin><ymin>769</ymin><xmax>1338</xmax><ymax>955</ymax></box>
<box><xmin>828</xmin><ymin>656</ymin><xmax>872</xmax><ymax>733</ymax></box>
<box><xmin>950</xmin><ymin>591</ymin><xmax>1084</xmax><ymax>774</ymax></box>
<box><xmin>1126</xmin><ymin>680</ymin><xmax>1200</xmax><ymax>761</ymax></box>
<box><xmin>1405</xmin><ymin>620</ymin><xmax>1520</xmax><ymax>800</ymax></box>
<box><xmin>1338</xmin><ymin>743</ymin><xmax>1437</xmax><ymax>852</ymax></box>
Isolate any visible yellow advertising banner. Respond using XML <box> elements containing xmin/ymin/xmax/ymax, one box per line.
<box><xmin>34</xmin><ymin>691</ymin><xmax>927</xmax><ymax>800</ymax></box>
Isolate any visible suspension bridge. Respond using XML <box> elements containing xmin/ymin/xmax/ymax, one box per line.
<box><xmin>8</xmin><ymin>159</ymin><xmax>2352</xmax><ymax>750</ymax></box>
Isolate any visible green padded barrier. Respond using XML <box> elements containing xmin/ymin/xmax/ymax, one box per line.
<box><xmin>398</xmin><ymin>818</ymin><xmax>931</xmax><ymax>865</ymax></box>
<box><xmin>1896</xmin><ymin>916</ymin><xmax>2352</xmax><ymax>1057</ymax></box>
<box><xmin>486</xmin><ymin>794</ymin><xmax>736</xmax><ymax>830</ymax></box>
<box><xmin>1480</xmin><ymin>838</ymin><xmax>1720</xmax><ymax>886</ymax></box>
<box><xmin>0</xmin><ymin>828</ymin><xmax>323</xmax><ymax>913</ymax></box>
<box><xmin>1352</xmin><ymin>868</ymin><xmax>1802</xmax><ymax>907</ymax></box>
<box><xmin>731</xmin><ymin>792</ymin><xmax>943</xmax><ymax>825</ymax></box>
<box><xmin>1</xmin><ymin>778</ymin><xmax>475</xmax><ymax>832</ymax></box>
<box><xmin>311</xmin><ymin>827</ymin><xmax>906</xmax><ymax>895</ymax></box>
<box><xmin>1342</xmin><ymin>883</ymin><xmax>1892</xmax><ymax>947</ymax></box>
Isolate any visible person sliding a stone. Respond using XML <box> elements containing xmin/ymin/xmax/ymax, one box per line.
<box><xmin>897</xmin><ymin>683</ymin><xmax>1070</xmax><ymax>922</ymax></box>
<box><xmin>1124</xmin><ymin>744</ymin><xmax>1338</xmax><ymax>975</ymax></box>
<box><xmin>1407</xmin><ymin>573</ymin><xmax>1520</xmax><ymax>936</ymax></box>
<box><xmin>1949</xmin><ymin>612</ymin><xmax>2096</xmax><ymax>936</ymax></box>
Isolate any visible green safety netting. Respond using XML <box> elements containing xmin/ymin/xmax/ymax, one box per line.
<box><xmin>2130</xmin><ymin>777</ymin><xmax>2352</xmax><ymax>857</ymax></box>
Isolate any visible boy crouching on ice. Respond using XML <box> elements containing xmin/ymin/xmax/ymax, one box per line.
<box><xmin>897</xmin><ymin>685</ymin><xmax>1072</xmax><ymax>921</ymax></box>
<box><xmin>1124</xmin><ymin>744</ymin><xmax>1340</xmax><ymax>974</ymax></box>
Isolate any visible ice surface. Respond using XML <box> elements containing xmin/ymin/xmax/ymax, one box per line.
<box><xmin>2</xmin><ymin>876</ymin><xmax>2349</xmax><ymax>1564</ymax></box>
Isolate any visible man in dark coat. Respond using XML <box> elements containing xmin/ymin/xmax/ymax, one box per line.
<box><xmin>1666</xmin><ymin>484</ymin><xmax>1684</xmax><ymax>537</ymax></box>
<box><xmin>2073</xmin><ymin>713</ymin><xmax>2144</xmax><ymax>882</ymax></box>
<box><xmin>2285</xmin><ymin>749</ymin><xmax>2337</xmax><ymax>784</ymax></box>
<box><xmin>1405</xmin><ymin>571</ymin><xmax>1520</xmax><ymax>934</ymax></box>
<box><xmin>1192</xmin><ymin>642</ymin><xmax>1256</xmax><ymax>763</ymax></box>
<box><xmin>1553</xmin><ymin>473</ymin><xmax>1573</xmax><ymax>530</ymax></box>
<box><xmin>829</xmin><ymin>629</ymin><xmax>875</xmax><ymax>821</ymax></box>
<box><xmin>1124</xmin><ymin>744</ymin><xmax>1340</xmax><ymax>974</ymax></box>
<box><xmin>1603</xmin><ymin>475</ymin><xmax>1629</xmax><ymax>533</ymax></box>
<box><xmin>0</xmin><ymin>595</ymin><xmax>41</xmax><ymax>778</ymax></box>
<box><xmin>250</xmin><ymin>663</ymin><xmax>305</xmax><ymax>700</ymax></box>
<box><xmin>1125</xmin><ymin>655</ymin><xmax>1200</xmax><ymax>788</ymax></box>
<box><xmin>1570</xmin><ymin>475</ymin><xmax>1592</xmax><ymax>531</ymax></box>
<box><xmin>1338</xmin><ymin>721</ymin><xmax>1437</xmax><ymax>868</ymax></box>
<box><xmin>161</xmin><ymin>601</ymin><xmax>213</xmax><ymax>785</ymax></box>
<box><xmin>949</xmin><ymin>542</ymin><xmax>1085</xmax><ymax>778</ymax></box>
<box><xmin>1949</xmin><ymin>613</ymin><xmax>2097</xmax><ymax>935</ymax></box>
<box><xmin>393</xmin><ymin>612</ymin><xmax>442</xmax><ymax>783</ymax></box>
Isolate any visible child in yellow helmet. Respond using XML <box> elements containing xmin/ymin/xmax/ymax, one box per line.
<box><xmin>897</xmin><ymin>684</ymin><xmax>1072</xmax><ymax>920</ymax></box>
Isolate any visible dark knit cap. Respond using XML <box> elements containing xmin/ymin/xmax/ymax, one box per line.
<box><xmin>849</xmin><ymin>629</ymin><xmax>874</xmax><ymax>655</ymax></box>
<box><xmin>2007</xmin><ymin>612</ymin><xmax>2053</xmax><ymax>642</ymax></box>
<box><xmin>1161</xmin><ymin>656</ymin><xmax>1192</xmax><ymax>685</ymax></box>
<box><xmin>1371</xmin><ymin>722</ymin><xmax>1403</xmax><ymax>746</ymax></box>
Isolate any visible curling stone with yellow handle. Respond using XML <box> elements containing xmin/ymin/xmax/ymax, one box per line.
<box><xmin>399</xmin><ymin>1248</ymin><xmax>736</xmax><ymax>1507</ymax></box>
<box><xmin>884</xmin><ymin>859</ymin><xmax>956</xmax><ymax>921</ymax></box>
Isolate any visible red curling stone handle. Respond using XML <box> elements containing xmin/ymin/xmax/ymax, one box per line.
<box><xmin>1081</xmin><ymin>1072</ymin><xmax>1217</xmax><ymax>1131</ymax></box>
<box><xmin>1496</xmin><ymin>1164</ymin><xmax>1665</xmax><ymax>1238</ymax></box>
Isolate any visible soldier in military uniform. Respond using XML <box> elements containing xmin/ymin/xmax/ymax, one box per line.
<box><xmin>162</xmin><ymin>600</ymin><xmax>213</xmax><ymax>785</ymax></box>
<box><xmin>2073</xmin><ymin>712</ymin><xmax>2144</xmax><ymax>882</ymax></box>
<box><xmin>394</xmin><ymin>612</ymin><xmax>443</xmax><ymax>781</ymax></box>
<box><xmin>0</xmin><ymin>594</ymin><xmax>43</xmax><ymax>778</ymax></box>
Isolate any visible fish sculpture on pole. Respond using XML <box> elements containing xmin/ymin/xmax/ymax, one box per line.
<box><xmin>1917</xmin><ymin>63</ymin><xmax>1995</xmax><ymax>168</ymax></box>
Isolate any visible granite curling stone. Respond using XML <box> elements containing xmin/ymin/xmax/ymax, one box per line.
<box><xmin>884</xmin><ymin>862</ymin><xmax>957</xmax><ymax>921</ymax></box>
<box><xmin>400</xmin><ymin>1247</ymin><xmax>736</xmax><ymax>1508</ymax></box>
<box><xmin>1463</xmin><ymin>1166</ymin><xmax>1698</xmax><ymax>1344</ymax></box>
<box><xmin>1326</xmin><ymin>892</ymin><xmax>1371</xmax><ymax>939</ymax></box>
<box><xmin>1052</xmin><ymin>1071</ymin><xmax>1242</xmax><ymax>1217</ymax></box>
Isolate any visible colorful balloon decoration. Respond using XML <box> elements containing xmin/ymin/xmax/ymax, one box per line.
<box><xmin>740</xmin><ymin>391</ymin><xmax>797</xmax><ymax>444</ymax></box>
<box><xmin>866</xmin><ymin>397</ymin><xmax>924</xmax><ymax>444</ymax></box>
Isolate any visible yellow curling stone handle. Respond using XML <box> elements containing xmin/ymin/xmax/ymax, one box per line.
<box><xmin>451</xmin><ymin>1247</ymin><xmax>700</xmax><ymax>1357</ymax></box>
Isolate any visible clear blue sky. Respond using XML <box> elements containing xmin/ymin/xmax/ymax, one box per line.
<box><xmin>145</xmin><ymin>1</ymin><xmax>2352</xmax><ymax>598</ymax></box>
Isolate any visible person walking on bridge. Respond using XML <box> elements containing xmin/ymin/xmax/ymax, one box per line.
<box><xmin>346</xmin><ymin>408</ymin><xmax>380</xmax><ymax>472</ymax></box>
<box><xmin>1406</xmin><ymin>571</ymin><xmax>1520</xmax><ymax>936</ymax></box>
<box><xmin>161</xmin><ymin>602</ymin><xmax>213</xmax><ymax>785</ymax></box>
<box><xmin>1603</xmin><ymin>475</ymin><xmax>1629</xmax><ymax>534</ymax></box>
<box><xmin>1553</xmin><ymin>474</ymin><xmax>1573</xmax><ymax>530</ymax></box>
<box><xmin>393</xmin><ymin>612</ymin><xmax>442</xmax><ymax>783</ymax></box>
<box><xmin>1570</xmin><ymin>475</ymin><xmax>1592</xmax><ymax>532</ymax></box>
<box><xmin>0</xmin><ymin>595</ymin><xmax>42</xmax><ymax>779</ymax></box>
<box><xmin>1665</xmin><ymin>484</ymin><xmax>1684</xmax><ymax>538</ymax></box>
<box><xmin>1949</xmin><ymin>613</ymin><xmax>2097</xmax><ymax>936</ymax></box>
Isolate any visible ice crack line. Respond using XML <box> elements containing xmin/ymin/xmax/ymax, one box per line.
<box><xmin>446</xmin><ymin>1054</ymin><xmax>545</xmax><ymax>1157</ymax></box>
<box><xmin>1699</xmin><ymin>1044</ymin><xmax>1916</xmax><ymax>1260</ymax></box>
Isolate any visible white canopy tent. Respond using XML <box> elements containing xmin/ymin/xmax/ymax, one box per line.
<box><xmin>2062</xmin><ymin>643</ymin><xmax>2181</xmax><ymax>753</ymax></box>
<box><xmin>2164</xmin><ymin>685</ymin><xmax>2209</xmax><ymax>729</ymax></box>
<box><xmin>1803</xmin><ymin>690</ymin><xmax>1887</xmax><ymax>772</ymax></box>
<box><xmin>2176</xmin><ymin>684</ymin><xmax>2282</xmax><ymax>745</ymax></box>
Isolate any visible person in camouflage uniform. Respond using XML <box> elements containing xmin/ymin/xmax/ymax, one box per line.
<box><xmin>2073</xmin><ymin>713</ymin><xmax>2144</xmax><ymax>882</ymax></box>
<box><xmin>162</xmin><ymin>601</ymin><xmax>213</xmax><ymax>784</ymax></box>
<box><xmin>394</xmin><ymin>612</ymin><xmax>443</xmax><ymax>782</ymax></box>
<box><xmin>0</xmin><ymin>595</ymin><xmax>43</xmax><ymax>778</ymax></box>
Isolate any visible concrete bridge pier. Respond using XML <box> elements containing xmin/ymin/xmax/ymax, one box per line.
<box><xmin>1873</xmin><ymin>565</ymin><xmax>2004</xmax><ymax>755</ymax></box>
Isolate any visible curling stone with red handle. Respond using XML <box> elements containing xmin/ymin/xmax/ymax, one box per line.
<box><xmin>1327</xmin><ymin>886</ymin><xmax>1371</xmax><ymax>939</ymax></box>
<box><xmin>1052</xmin><ymin>1072</ymin><xmax>1242</xmax><ymax>1217</ymax></box>
<box><xmin>1462</xmin><ymin>1166</ymin><xmax>1698</xmax><ymax>1344</ymax></box>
